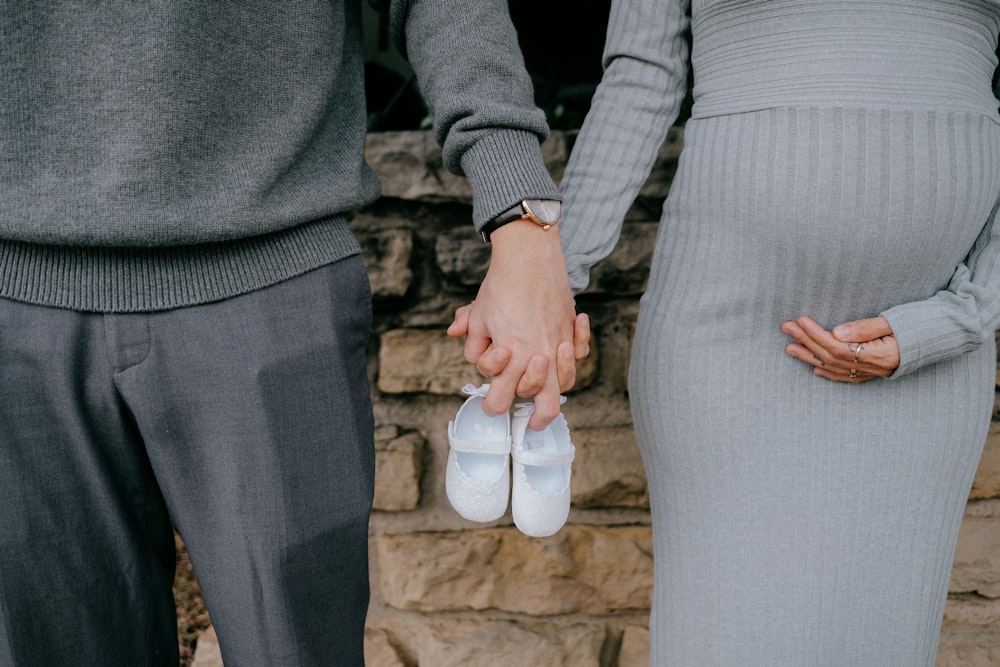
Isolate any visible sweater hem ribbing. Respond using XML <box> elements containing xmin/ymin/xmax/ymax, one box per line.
<box><xmin>461</xmin><ymin>130</ymin><xmax>561</xmax><ymax>227</ymax></box>
<box><xmin>0</xmin><ymin>216</ymin><xmax>361</xmax><ymax>313</ymax></box>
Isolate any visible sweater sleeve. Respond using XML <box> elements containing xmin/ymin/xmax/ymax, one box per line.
<box><xmin>559</xmin><ymin>0</ymin><xmax>691</xmax><ymax>293</ymax></box>
<box><xmin>378</xmin><ymin>0</ymin><xmax>560</xmax><ymax>227</ymax></box>
<box><xmin>882</xmin><ymin>196</ymin><xmax>1000</xmax><ymax>377</ymax></box>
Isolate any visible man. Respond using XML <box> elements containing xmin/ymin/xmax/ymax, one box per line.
<box><xmin>0</xmin><ymin>1</ymin><xmax>583</xmax><ymax>664</ymax></box>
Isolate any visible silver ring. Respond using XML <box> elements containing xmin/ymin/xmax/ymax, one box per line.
<box><xmin>850</xmin><ymin>368</ymin><xmax>858</xmax><ymax>379</ymax></box>
<box><xmin>852</xmin><ymin>343</ymin><xmax>864</xmax><ymax>365</ymax></box>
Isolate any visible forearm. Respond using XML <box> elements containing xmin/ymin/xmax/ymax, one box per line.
<box><xmin>560</xmin><ymin>0</ymin><xmax>691</xmax><ymax>292</ymax></box>
<box><xmin>382</xmin><ymin>0</ymin><xmax>559</xmax><ymax>225</ymax></box>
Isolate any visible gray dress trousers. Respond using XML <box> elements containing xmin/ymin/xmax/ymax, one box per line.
<box><xmin>0</xmin><ymin>256</ymin><xmax>374</xmax><ymax>666</ymax></box>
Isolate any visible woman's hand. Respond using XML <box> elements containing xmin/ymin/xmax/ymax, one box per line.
<box><xmin>781</xmin><ymin>316</ymin><xmax>900</xmax><ymax>383</ymax></box>
<box><xmin>449</xmin><ymin>305</ymin><xmax>590</xmax><ymax>385</ymax></box>
<box><xmin>445</xmin><ymin>222</ymin><xmax>589</xmax><ymax>430</ymax></box>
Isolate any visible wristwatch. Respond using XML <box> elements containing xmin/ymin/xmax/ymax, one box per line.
<box><xmin>479</xmin><ymin>199</ymin><xmax>562</xmax><ymax>243</ymax></box>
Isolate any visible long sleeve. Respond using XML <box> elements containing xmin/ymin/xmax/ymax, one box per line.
<box><xmin>378</xmin><ymin>0</ymin><xmax>560</xmax><ymax>227</ymax></box>
<box><xmin>559</xmin><ymin>0</ymin><xmax>691</xmax><ymax>292</ymax></box>
<box><xmin>883</xmin><ymin>193</ymin><xmax>1000</xmax><ymax>377</ymax></box>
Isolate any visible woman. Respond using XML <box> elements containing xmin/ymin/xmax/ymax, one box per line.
<box><xmin>559</xmin><ymin>0</ymin><xmax>1000</xmax><ymax>664</ymax></box>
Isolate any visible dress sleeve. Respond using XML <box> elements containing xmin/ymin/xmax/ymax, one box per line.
<box><xmin>376</xmin><ymin>0</ymin><xmax>560</xmax><ymax>227</ymax></box>
<box><xmin>559</xmin><ymin>0</ymin><xmax>692</xmax><ymax>293</ymax></box>
<box><xmin>882</xmin><ymin>196</ymin><xmax>1000</xmax><ymax>377</ymax></box>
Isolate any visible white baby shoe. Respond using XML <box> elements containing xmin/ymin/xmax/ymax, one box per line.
<box><xmin>510</xmin><ymin>400</ymin><xmax>575</xmax><ymax>537</ymax></box>
<box><xmin>446</xmin><ymin>383</ymin><xmax>511</xmax><ymax>523</ymax></box>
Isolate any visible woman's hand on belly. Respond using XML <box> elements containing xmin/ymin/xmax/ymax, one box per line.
<box><xmin>781</xmin><ymin>316</ymin><xmax>900</xmax><ymax>382</ymax></box>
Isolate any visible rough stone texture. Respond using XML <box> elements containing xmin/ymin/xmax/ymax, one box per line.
<box><xmin>964</xmin><ymin>498</ymin><xmax>1000</xmax><ymax>518</ymax></box>
<box><xmin>412</xmin><ymin>620</ymin><xmax>605</xmax><ymax>667</ymax></box>
<box><xmin>583</xmin><ymin>223</ymin><xmax>659</xmax><ymax>296</ymax></box>
<box><xmin>367</xmin><ymin>131</ymin><xmax>569</xmax><ymax>204</ymax></box>
<box><xmin>970</xmin><ymin>423</ymin><xmax>1000</xmax><ymax>499</ymax></box>
<box><xmin>937</xmin><ymin>596</ymin><xmax>1000</xmax><ymax>667</ymax></box>
<box><xmin>637</xmin><ymin>127</ymin><xmax>683</xmax><ymax>200</ymax></box>
<box><xmin>377</xmin><ymin>328</ymin><xmax>480</xmax><ymax>395</ymax></box>
<box><xmin>618</xmin><ymin>625</ymin><xmax>651</xmax><ymax>667</ymax></box>
<box><xmin>936</xmin><ymin>627</ymin><xmax>1000</xmax><ymax>667</ymax></box>
<box><xmin>572</xmin><ymin>345</ymin><xmax>601</xmax><ymax>392</ymax></box>
<box><xmin>356</xmin><ymin>228</ymin><xmax>414</xmax><ymax>299</ymax></box>
<box><xmin>375</xmin><ymin>525</ymin><xmax>653</xmax><ymax>615</ymax></box>
<box><xmin>950</xmin><ymin>515</ymin><xmax>1000</xmax><ymax>598</ymax></box>
<box><xmin>571</xmin><ymin>426</ymin><xmax>649</xmax><ymax>508</ymax></box>
<box><xmin>364</xmin><ymin>628</ymin><xmax>407</xmax><ymax>667</ymax></box>
<box><xmin>943</xmin><ymin>594</ymin><xmax>1000</xmax><ymax>626</ymax></box>
<box><xmin>377</xmin><ymin>327</ymin><xmax>599</xmax><ymax>396</ymax></box>
<box><xmin>435</xmin><ymin>227</ymin><xmax>492</xmax><ymax>286</ymax></box>
<box><xmin>571</xmin><ymin>342</ymin><xmax>600</xmax><ymax>393</ymax></box>
<box><xmin>366</xmin><ymin>131</ymin><xmax>474</xmax><ymax>202</ymax></box>
<box><xmin>373</xmin><ymin>425</ymin><xmax>425</xmax><ymax>511</ymax></box>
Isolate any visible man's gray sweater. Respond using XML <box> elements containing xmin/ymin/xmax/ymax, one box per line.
<box><xmin>0</xmin><ymin>0</ymin><xmax>559</xmax><ymax>311</ymax></box>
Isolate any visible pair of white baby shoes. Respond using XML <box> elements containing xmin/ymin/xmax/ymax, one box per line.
<box><xmin>446</xmin><ymin>383</ymin><xmax>575</xmax><ymax>537</ymax></box>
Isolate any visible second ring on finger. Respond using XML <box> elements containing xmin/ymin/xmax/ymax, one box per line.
<box><xmin>848</xmin><ymin>342</ymin><xmax>865</xmax><ymax>365</ymax></box>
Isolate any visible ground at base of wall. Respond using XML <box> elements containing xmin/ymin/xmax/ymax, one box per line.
<box><xmin>174</xmin><ymin>534</ymin><xmax>211</xmax><ymax>667</ymax></box>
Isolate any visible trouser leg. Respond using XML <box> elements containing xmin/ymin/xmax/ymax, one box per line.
<box><xmin>0</xmin><ymin>299</ymin><xmax>177</xmax><ymax>667</ymax></box>
<box><xmin>110</xmin><ymin>257</ymin><xmax>375</xmax><ymax>666</ymax></box>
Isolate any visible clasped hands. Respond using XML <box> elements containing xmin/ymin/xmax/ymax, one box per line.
<box><xmin>448</xmin><ymin>222</ymin><xmax>590</xmax><ymax>431</ymax></box>
<box><xmin>781</xmin><ymin>315</ymin><xmax>900</xmax><ymax>382</ymax></box>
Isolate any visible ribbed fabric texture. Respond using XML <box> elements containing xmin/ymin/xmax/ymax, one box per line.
<box><xmin>560</xmin><ymin>1</ymin><xmax>1000</xmax><ymax>665</ymax></box>
<box><xmin>0</xmin><ymin>217</ymin><xmax>359</xmax><ymax>312</ymax></box>
<box><xmin>0</xmin><ymin>0</ymin><xmax>558</xmax><ymax>312</ymax></box>
<box><xmin>690</xmin><ymin>0</ymin><xmax>1000</xmax><ymax>118</ymax></box>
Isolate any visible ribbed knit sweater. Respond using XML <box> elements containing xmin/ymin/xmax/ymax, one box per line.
<box><xmin>0</xmin><ymin>0</ymin><xmax>559</xmax><ymax>312</ymax></box>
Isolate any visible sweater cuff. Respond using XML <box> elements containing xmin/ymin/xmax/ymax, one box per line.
<box><xmin>460</xmin><ymin>130</ymin><xmax>560</xmax><ymax>228</ymax></box>
<box><xmin>566</xmin><ymin>262</ymin><xmax>592</xmax><ymax>295</ymax></box>
<box><xmin>880</xmin><ymin>299</ymin><xmax>979</xmax><ymax>379</ymax></box>
<box><xmin>880</xmin><ymin>303</ymin><xmax>926</xmax><ymax>378</ymax></box>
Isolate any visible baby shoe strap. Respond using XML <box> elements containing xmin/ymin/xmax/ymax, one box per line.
<box><xmin>448</xmin><ymin>416</ymin><xmax>512</xmax><ymax>455</ymax></box>
<box><xmin>512</xmin><ymin>443</ymin><xmax>576</xmax><ymax>467</ymax></box>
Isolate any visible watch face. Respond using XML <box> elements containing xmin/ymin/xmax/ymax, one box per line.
<box><xmin>523</xmin><ymin>199</ymin><xmax>561</xmax><ymax>224</ymax></box>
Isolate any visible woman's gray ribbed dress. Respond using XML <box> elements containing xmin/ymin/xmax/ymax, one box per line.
<box><xmin>559</xmin><ymin>1</ymin><xmax>1000</xmax><ymax>664</ymax></box>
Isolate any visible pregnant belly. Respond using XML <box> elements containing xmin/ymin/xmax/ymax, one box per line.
<box><xmin>651</xmin><ymin>107</ymin><xmax>1000</xmax><ymax>329</ymax></box>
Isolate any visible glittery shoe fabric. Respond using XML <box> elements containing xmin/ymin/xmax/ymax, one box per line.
<box><xmin>510</xmin><ymin>403</ymin><xmax>575</xmax><ymax>537</ymax></box>
<box><xmin>446</xmin><ymin>384</ymin><xmax>511</xmax><ymax>523</ymax></box>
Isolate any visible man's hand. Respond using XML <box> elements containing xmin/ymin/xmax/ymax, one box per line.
<box><xmin>446</xmin><ymin>221</ymin><xmax>589</xmax><ymax>430</ymax></box>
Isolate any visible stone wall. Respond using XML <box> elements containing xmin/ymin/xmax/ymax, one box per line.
<box><xmin>194</xmin><ymin>130</ymin><xmax>1000</xmax><ymax>666</ymax></box>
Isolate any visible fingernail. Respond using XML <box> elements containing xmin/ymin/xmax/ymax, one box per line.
<box><xmin>833</xmin><ymin>324</ymin><xmax>851</xmax><ymax>339</ymax></box>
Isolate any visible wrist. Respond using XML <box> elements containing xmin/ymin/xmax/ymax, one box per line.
<box><xmin>480</xmin><ymin>199</ymin><xmax>561</xmax><ymax>243</ymax></box>
<box><xmin>488</xmin><ymin>219</ymin><xmax>564</xmax><ymax>254</ymax></box>
<box><xmin>487</xmin><ymin>224</ymin><xmax>570</xmax><ymax>287</ymax></box>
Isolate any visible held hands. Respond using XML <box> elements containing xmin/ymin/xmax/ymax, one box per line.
<box><xmin>781</xmin><ymin>315</ymin><xmax>900</xmax><ymax>382</ymax></box>
<box><xmin>447</xmin><ymin>222</ymin><xmax>590</xmax><ymax>430</ymax></box>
